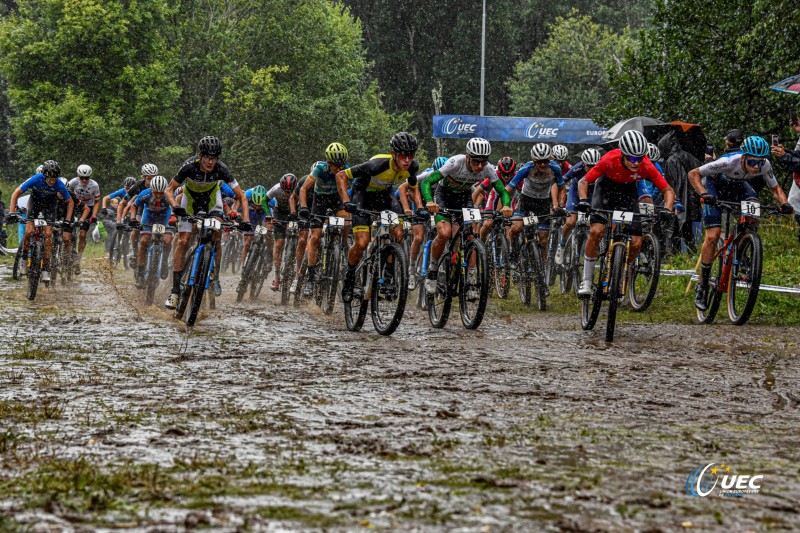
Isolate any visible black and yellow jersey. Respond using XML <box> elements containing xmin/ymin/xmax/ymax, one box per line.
<box><xmin>345</xmin><ymin>154</ymin><xmax>419</xmax><ymax>193</ymax></box>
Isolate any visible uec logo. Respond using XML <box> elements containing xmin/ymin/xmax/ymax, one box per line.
<box><xmin>443</xmin><ymin>118</ymin><xmax>477</xmax><ymax>135</ymax></box>
<box><xmin>526</xmin><ymin>122</ymin><xmax>559</xmax><ymax>139</ymax></box>
<box><xmin>686</xmin><ymin>463</ymin><xmax>763</xmax><ymax>497</ymax></box>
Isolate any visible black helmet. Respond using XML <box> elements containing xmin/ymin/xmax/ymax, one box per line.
<box><xmin>390</xmin><ymin>132</ymin><xmax>418</xmax><ymax>154</ymax></box>
<box><xmin>198</xmin><ymin>136</ymin><xmax>223</xmax><ymax>157</ymax></box>
<box><xmin>41</xmin><ymin>160</ymin><xmax>61</xmax><ymax>179</ymax></box>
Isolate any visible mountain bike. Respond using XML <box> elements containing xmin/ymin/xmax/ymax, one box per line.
<box><xmin>485</xmin><ymin>214</ymin><xmax>512</xmax><ymax>299</ymax></box>
<box><xmin>627</xmin><ymin>203</ymin><xmax>662</xmax><ymax>312</ymax></box>
<box><xmin>236</xmin><ymin>223</ymin><xmax>273</xmax><ymax>302</ymax></box>
<box><xmin>513</xmin><ymin>213</ymin><xmax>548</xmax><ymax>311</ymax></box>
<box><xmin>695</xmin><ymin>200</ymin><xmax>784</xmax><ymax>326</ymax></box>
<box><xmin>143</xmin><ymin>223</ymin><xmax>170</xmax><ymax>306</ymax></box>
<box><xmin>14</xmin><ymin>212</ymin><xmax>49</xmax><ymax>301</ymax></box>
<box><xmin>426</xmin><ymin>207</ymin><xmax>489</xmax><ymax>329</ymax></box>
<box><xmin>414</xmin><ymin>213</ymin><xmax>437</xmax><ymax>309</ymax></box>
<box><xmin>544</xmin><ymin>211</ymin><xmax>565</xmax><ymax>288</ymax></box>
<box><xmin>581</xmin><ymin>209</ymin><xmax>641</xmax><ymax>342</ymax></box>
<box><xmin>343</xmin><ymin>209</ymin><xmax>408</xmax><ymax>336</ymax></box>
<box><xmin>279</xmin><ymin>220</ymin><xmax>299</xmax><ymax>305</ymax></box>
<box><xmin>221</xmin><ymin>227</ymin><xmax>243</xmax><ymax>274</ymax></box>
<box><xmin>109</xmin><ymin>222</ymin><xmax>132</xmax><ymax>269</ymax></box>
<box><xmin>174</xmin><ymin>212</ymin><xmax>229</xmax><ymax>327</ymax></box>
<box><xmin>317</xmin><ymin>213</ymin><xmax>346</xmax><ymax>315</ymax></box>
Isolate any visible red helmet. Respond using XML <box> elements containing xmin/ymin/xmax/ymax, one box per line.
<box><xmin>280</xmin><ymin>173</ymin><xmax>297</xmax><ymax>192</ymax></box>
<box><xmin>497</xmin><ymin>156</ymin><xmax>517</xmax><ymax>176</ymax></box>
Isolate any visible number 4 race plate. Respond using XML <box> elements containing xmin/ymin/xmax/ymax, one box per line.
<box><xmin>612</xmin><ymin>211</ymin><xmax>634</xmax><ymax>223</ymax></box>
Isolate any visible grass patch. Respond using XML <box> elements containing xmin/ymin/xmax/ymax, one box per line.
<box><xmin>0</xmin><ymin>398</ymin><xmax>65</xmax><ymax>423</ymax></box>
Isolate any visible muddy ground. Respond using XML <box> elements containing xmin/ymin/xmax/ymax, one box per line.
<box><xmin>0</xmin><ymin>257</ymin><xmax>798</xmax><ymax>532</ymax></box>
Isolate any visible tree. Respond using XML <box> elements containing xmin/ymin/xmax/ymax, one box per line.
<box><xmin>508</xmin><ymin>10</ymin><xmax>635</xmax><ymax>119</ymax></box>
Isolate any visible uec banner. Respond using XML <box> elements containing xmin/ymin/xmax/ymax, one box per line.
<box><xmin>432</xmin><ymin>115</ymin><xmax>607</xmax><ymax>145</ymax></box>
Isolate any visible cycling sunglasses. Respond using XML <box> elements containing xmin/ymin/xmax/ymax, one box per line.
<box><xmin>624</xmin><ymin>155</ymin><xmax>644</xmax><ymax>164</ymax></box>
<box><xmin>745</xmin><ymin>158</ymin><xmax>765</xmax><ymax>168</ymax></box>
<box><xmin>534</xmin><ymin>160</ymin><xmax>549</xmax><ymax>165</ymax></box>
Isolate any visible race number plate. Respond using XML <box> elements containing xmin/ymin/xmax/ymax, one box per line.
<box><xmin>329</xmin><ymin>216</ymin><xmax>345</xmax><ymax>227</ymax></box>
<box><xmin>462</xmin><ymin>208</ymin><xmax>482</xmax><ymax>222</ymax></box>
<box><xmin>256</xmin><ymin>225</ymin><xmax>269</xmax><ymax>235</ymax></box>
<box><xmin>151</xmin><ymin>223</ymin><xmax>166</xmax><ymax>234</ymax></box>
<box><xmin>577</xmin><ymin>212</ymin><xmax>589</xmax><ymax>224</ymax></box>
<box><xmin>33</xmin><ymin>218</ymin><xmax>47</xmax><ymax>227</ymax></box>
<box><xmin>638</xmin><ymin>203</ymin><xmax>655</xmax><ymax>216</ymax></box>
<box><xmin>522</xmin><ymin>215</ymin><xmax>539</xmax><ymax>226</ymax></box>
<box><xmin>741</xmin><ymin>201</ymin><xmax>760</xmax><ymax>218</ymax></box>
<box><xmin>612</xmin><ymin>211</ymin><xmax>635</xmax><ymax>223</ymax></box>
<box><xmin>203</xmin><ymin>218</ymin><xmax>222</xmax><ymax>231</ymax></box>
<box><xmin>381</xmin><ymin>210</ymin><xmax>399</xmax><ymax>226</ymax></box>
<box><xmin>287</xmin><ymin>221</ymin><xmax>298</xmax><ymax>230</ymax></box>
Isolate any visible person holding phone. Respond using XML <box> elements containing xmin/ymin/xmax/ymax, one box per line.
<box><xmin>770</xmin><ymin>117</ymin><xmax>800</xmax><ymax>243</ymax></box>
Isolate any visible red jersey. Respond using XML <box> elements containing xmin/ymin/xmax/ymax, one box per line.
<box><xmin>584</xmin><ymin>148</ymin><xmax>669</xmax><ymax>190</ymax></box>
<box><xmin>559</xmin><ymin>161</ymin><xmax>572</xmax><ymax>175</ymax></box>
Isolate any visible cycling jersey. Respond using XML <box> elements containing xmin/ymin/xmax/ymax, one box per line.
<box><xmin>311</xmin><ymin>161</ymin><xmax>350</xmax><ymax>195</ymax></box>
<box><xmin>508</xmin><ymin>161</ymin><xmax>564</xmax><ymax>191</ymax></box>
<box><xmin>423</xmin><ymin>154</ymin><xmax>495</xmax><ymax>195</ymax></box>
<box><xmin>346</xmin><ymin>154</ymin><xmax>418</xmax><ymax>193</ymax></box>
<box><xmin>135</xmin><ymin>188</ymin><xmax>173</xmax><ymax>232</ymax></box>
<box><xmin>243</xmin><ymin>188</ymin><xmax>268</xmax><ymax>232</ymax></box>
<box><xmin>584</xmin><ymin>149</ymin><xmax>669</xmax><ymax>190</ymax></box>
<box><xmin>67</xmin><ymin>178</ymin><xmax>101</xmax><ymax>207</ymax></box>
<box><xmin>564</xmin><ymin>162</ymin><xmax>594</xmax><ymax>212</ymax></box>
<box><xmin>108</xmin><ymin>187</ymin><xmax>127</xmax><ymax>200</ymax></box>
<box><xmin>174</xmin><ymin>157</ymin><xmax>237</xmax><ymax>218</ymax></box>
<box><xmin>697</xmin><ymin>152</ymin><xmax>778</xmax><ymax>189</ymax></box>
<box><xmin>507</xmin><ymin>161</ymin><xmax>560</xmax><ymax>200</ymax></box>
<box><xmin>20</xmin><ymin>173</ymin><xmax>70</xmax><ymax>202</ymax></box>
<box><xmin>267</xmin><ymin>183</ymin><xmax>290</xmax><ymax>208</ymax></box>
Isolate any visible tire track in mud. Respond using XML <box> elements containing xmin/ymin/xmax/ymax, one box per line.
<box><xmin>0</xmin><ymin>257</ymin><xmax>799</xmax><ymax>531</ymax></box>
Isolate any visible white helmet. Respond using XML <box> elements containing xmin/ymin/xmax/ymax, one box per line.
<box><xmin>647</xmin><ymin>143</ymin><xmax>661</xmax><ymax>162</ymax></box>
<box><xmin>141</xmin><ymin>163</ymin><xmax>159</xmax><ymax>176</ymax></box>
<box><xmin>581</xmin><ymin>148</ymin><xmax>601</xmax><ymax>166</ymax></box>
<box><xmin>150</xmin><ymin>175</ymin><xmax>168</xmax><ymax>192</ymax></box>
<box><xmin>552</xmin><ymin>144</ymin><xmax>568</xmax><ymax>161</ymax></box>
<box><xmin>618</xmin><ymin>130</ymin><xmax>648</xmax><ymax>157</ymax></box>
<box><xmin>465</xmin><ymin>137</ymin><xmax>491</xmax><ymax>158</ymax></box>
<box><xmin>77</xmin><ymin>164</ymin><xmax>92</xmax><ymax>178</ymax></box>
<box><xmin>530</xmin><ymin>143</ymin><xmax>552</xmax><ymax>161</ymax></box>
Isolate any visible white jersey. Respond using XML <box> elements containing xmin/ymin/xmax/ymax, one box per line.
<box><xmin>67</xmin><ymin>177</ymin><xmax>101</xmax><ymax>206</ymax></box>
<box><xmin>438</xmin><ymin>154</ymin><xmax>497</xmax><ymax>192</ymax></box>
<box><xmin>266</xmin><ymin>183</ymin><xmax>288</xmax><ymax>201</ymax></box>
<box><xmin>698</xmin><ymin>152</ymin><xmax>778</xmax><ymax>188</ymax></box>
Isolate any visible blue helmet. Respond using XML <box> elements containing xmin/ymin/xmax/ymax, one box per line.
<box><xmin>741</xmin><ymin>136</ymin><xmax>769</xmax><ymax>157</ymax></box>
<box><xmin>433</xmin><ymin>156</ymin><xmax>448</xmax><ymax>170</ymax></box>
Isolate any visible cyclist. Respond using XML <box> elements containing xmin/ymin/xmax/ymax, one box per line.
<box><xmin>554</xmin><ymin>148</ymin><xmax>601</xmax><ymax>265</ymax></box>
<box><xmin>396</xmin><ymin>155</ymin><xmax>447</xmax><ymax>288</ymax></box>
<box><xmin>505</xmin><ymin>143</ymin><xmax>563</xmax><ymax>269</ymax></box>
<box><xmin>118</xmin><ymin>164</ymin><xmax>158</xmax><ymax>268</ymax></box>
<box><xmin>688</xmin><ymin>135</ymin><xmax>793</xmax><ymax>310</ymax></box>
<box><xmin>298</xmin><ymin>142</ymin><xmax>350</xmax><ymax>297</ymax></box>
<box><xmin>164</xmin><ymin>136</ymin><xmax>251</xmax><ymax>309</ymax></box>
<box><xmin>576</xmin><ymin>130</ymin><xmax>676</xmax><ymax>296</ymax></box>
<box><xmin>8</xmin><ymin>161</ymin><xmax>74</xmax><ymax>283</ymax></box>
<box><xmin>552</xmin><ymin>144</ymin><xmax>571</xmax><ymax>205</ymax></box>
<box><xmin>67</xmin><ymin>164</ymin><xmax>101</xmax><ymax>275</ymax></box>
<box><xmin>421</xmin><ymin>137</ymin><xmax>512</xmax><ymax>296</ymax></box>
<box><xmin>59</xmin><ymin>177</ymin><xmax>91</xmax><ymax>274</ymax></box>
<box><xmin>338</xmin><ymin>132</ymin><xmax>421</xmax><ymax>302</ymax></box>
<box><xmin>236</xmin><ymin>184</ymin><xmax>269</xmax><ymax>266</ymax></box>
<box><xmin>267</xmin><ymin>173</ymin><xmax>298</xmax><ymax>291</ymax></box>
<box><xmin>133</xmin><ymin>176</ymin><xmax>173</xmax><ymax>288</ymax></box>
<box><xmin>289</xmin><ymin>163</ymin><xmax>319</xmax><ymax>293</ymax></box>
<box><xmin>473</xmin><ymin>156</ymin><xmax>518</xmax><ymax>241</ymax></box>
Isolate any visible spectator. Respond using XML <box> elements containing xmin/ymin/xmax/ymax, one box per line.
<box><xmin>770</xmin><ymin>117</ymin><xmax>800</xmax><ymax>243</ymax></box>
<box><xmin>659</xmin><ymin>130</ymin><xmax>702</xmax><ymax>253</ymax></box>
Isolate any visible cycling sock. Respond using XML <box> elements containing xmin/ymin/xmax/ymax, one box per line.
<box><xmin>173</xmin><ymin>270</ymin><xmax>182</xmax><ymax>293</ymax></box>
<box><xmin>583</xmin><ymin>256</ymin><xmax>597</xmax><ymax>283</ymax></box>
<box><xmin>700</xmin><ymin>262</ymin><xmax>712</xmax><ymax>286</ymax></box>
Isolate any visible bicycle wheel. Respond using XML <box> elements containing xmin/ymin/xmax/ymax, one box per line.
<box><xmin>237</xmin><ymin>245</ymin><xmax>256</xmax><ymax>303</ymax></box>
<box><xmin>294</xmin><ymin>256</ymin><xmax>309</xmax><ymax>307</ymax></box>
<box><xmin>344</xmin><ymin>262</ymin><xmax>369</xmax><ymax>332</ymax></box>
<box><xmin>581</xmin><ymin>250</ymin><xmax>603</xmax><ymax>331</ymax></box>
<box><xmin>321</xmin><ymin>241</ymin><xmax>341</xmax><ymax>315</ymax></box>
<box><xmin>109</xmin><ymin>230</ymin><xmax>119</xmax><ymax>268</ymax></box>
<box><xmin>371</xmin><ymin>242</ymin><xmax>408</xmax><ymax>335</ymax></box>
<box><xmin>13</xmin><ymin>249</ymin><xmax>22</xmax><ymax>281</ymax></box>
<box><xmin>605</xmin><ymin>244</ymin><xmax>627</xmax><ymax>342</ymax></box>
<box><xmin>529</xmin><ymin>241</ymin><xmax>547</xmax><ymax>311</ymax></box>
<box><xmin>145</xmin><ymin>245</ymin><xmax>162</xmax><ymax>306</ymax></box>
<box><xmin>696</xmin><ymin>244</ymin><xmax>724</xmax><ymax>324</ymax></box>
<box><xmin>280</xmin><ymin>239</ymin><xmax>296</xmax><ymax>305</ymax></box>
<box><xmin>459</xmin><ymin>238</ymin><xmax>489</xmax><ymax>329</ymax></box>
<box><xmin>727</xmin><ymin>232</ymin><xmax>762</xmax><ymax>326</ymax></box>
<box><xmin>572</xmin><ymin>231</ymin><xmax>587</xmax><ymax>297</ymax></box>
<box><xmin>517</xmin><ymin>241</ymin><xmax>532</xmax><ymax>306</ymax></box>
<box><xmin>427</xmin><ymin>253</ymin><xmax>453</xmax><ymax>328</ymax></box>
<box><xmin>186</xmin><ymin>247</ymin><xmax>211</xmax><ymax>327</ymax></box>
<box><xmin>494</xmin><ymin>233</ymin><xmax>511</xmax><ymax>299</ymax></box>
<box><xmin>628</xmin><ymin>232</ymin><xmax>661</xmax><ymax>312</ymax></box>
<box><xmin>50</xmin><ymin>238</ymin><xmax>60</xmax><ymax>287</ymax></box>
<box><xmin>27</xmin><ymin>241</ymin><xmax>42</xmax><ymax>300</ymax></box>
<box><xmin>175</xmin><ymin>252</ymin><xmax>195</xmax><ymax>320</ymax></box>
<box><xmin>121</xmin><ymin>233</ymin><xmax>130</xmax><ymax>270</ymax></box>
<box><xmin>415</xmin><ymin>251</ymin><xmax>427</xmax><ymax>310</ymax></box>
<box><xmin>545</xmin><ymin>229</ymin><xmax>558</xmax><ymax>287</ymax></box>
<box><xmin>230</xmin><ymin>235</ymin><xmax>241</xmax><ymax>274</ymax></box>
<box><xmin>250</xmin><ymin>252</ymin><xmax>268</xmax><ymax>299</ymax></box>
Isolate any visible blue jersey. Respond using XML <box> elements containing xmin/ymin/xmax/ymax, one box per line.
<box><xmin>135</xmin><ymin>188</ymin><xmax>172</xmax><ymax>225</ymax></box>
<box><xmin>508</xmin><ymin>161</ymin><xmax>564</xmax><ymax>191</ymax></box>
<box><xmin>108</xmin><ymin>187</ymin><xmax>128</xmax><ymax>200</ymax></box>
<box><xmin>20</xmin><ymin>173</ymin><xmax>70</xmax><ymax>202</ymax></box>
<box><xmin>311</xmin><ymin>161</ymin><xmax>350</xmax><ymax>195</ymax></box>
<box><xmin>221</xmin><ymin>182</ymin><xmax>235</xmax><ymax>198</ymax></box>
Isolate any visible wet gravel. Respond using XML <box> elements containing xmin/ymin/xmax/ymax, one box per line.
<box><xmin>0</xmin><ymin>258</ymin><xmax>798</xmax><ymax>532</ymax></box>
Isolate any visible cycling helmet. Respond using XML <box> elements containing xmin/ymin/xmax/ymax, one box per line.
<box><xmin>41</xmin><ymin>160</ymin><xmax>60</xmax><ymax>179</ymax></box>
<box><xmin>647</xmin><ymin>143</ymin><xmax>661</xmax><ymax>162</ymax></box>
<box><xmin>150</xmin><ymin>175</ymin><xmax>168</xmax><ymax>192</ymax></box>
<box><xmin>497</xmin><ymin>156</ymin><xmax>517</xmax><ymax>175</ymax></box>
<box><xmin>325</xmin><ymin>142</ymin><xmax>348</xmax><ymax>165</ymax></box>
<box><xmin>77</xmin><ymin>164</ymin><xmax>92</xmax><ymax>178</ymax></box>
<box><xmin>141</xmin><ymin>163</ymin><xmax>158</xmax><ymax>176</ymax></box>
<box><xmin>530</xmin><ymin>143</ymin><xmax>552</xmax><ymax>161</ymax></box>
<box><xmin>390</xmin><ymin>132</ymin><xmax>418</xmax><ymax>154</ymax></box>
<box><xmin>433</xmin><ymin>156</ymin><xmax>448</xmax><ymax>170</ymax></box>
<box><xmin>581</xmin><ymin>148</ymin><xmax>601</xmax><ymax>166</ymax></box>
<box><xmin>552</xmin><ymin>145</ymin><xmax>569</xmax><ymax>161</ymax></box>
<box><xmin>741</xmin><ymin>136</ymin><xmax>769</xmax><ymax>157</ymax></box>
<box><xmin>35</xmin><ymin>165</ymin><xmax>43</xmax><ymax>174</ymax></box>
<box><xmin>466</xmin><ymin>137</ymin><xmax>491</xmax><ymax>159</ymax></box>
<box><xmin>251</xmin><ymin>184</ymin><xmax>267</xmax><ymax>206</ymax></box>
<box><xmin>123</xmin><ymin>176</ymin><xmax>137</xmax><ymax>190</ymax></box>
<box><xmin>198</xmin><ymin>135</ymin><xmax>222</xmax><ymax>156</ymax></box>
<box><xmin>280</xmin><ymin>173</ymin><xmax>298</xmax><ymax>192</ymax></box>
<box><xmin>618</xmin><ymin>130</ymin><xmax>648</xmax><ymax>157</ymax></box>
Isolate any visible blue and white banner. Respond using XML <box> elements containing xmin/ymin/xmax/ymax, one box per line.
<box><xmin>432</xmin><ymin>115</ymin><xmax>608</xmax><ymax>144</ymax></box>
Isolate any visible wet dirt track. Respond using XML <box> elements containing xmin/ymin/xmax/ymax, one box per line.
<box><xmin>1</xmin><ymin>258</ymin><xmax>799</xmax><ymax>532</ymax></box>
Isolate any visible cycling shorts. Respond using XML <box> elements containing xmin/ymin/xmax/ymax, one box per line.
<box><xmin>516</xmin><ymin>195</ymin><xmax>551</xmax><ymax>231</ymax></box>
<box><xmin>702</xmin><ymin>176</ymin><xmax>758</xmax><ymax>229</ymax></box>
<box><xmin>351</xmin><ymin>188</ymin><xmax>403</xmax><ymax>232</ymax></box>
<box><xmin>310</xmin><ymin>194</ymin><xmax>345</xmax><ymax>230</ymax></box>
<box><xmin>433</xmin><ymin>186</ymin><xmax>472</xmax><ymax>224</ymax></box>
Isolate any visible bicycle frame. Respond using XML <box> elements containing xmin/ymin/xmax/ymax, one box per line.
<box><xmin>708</xmin><ymin>202</ymin><xmax>760</xmax><ymax>295</ymax></box>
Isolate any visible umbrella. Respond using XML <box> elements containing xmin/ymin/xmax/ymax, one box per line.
<box><xmin>602</xmin><ymin>116</ymin><xmax>665</xmax><ymax>142</ymax></box>
<box><xmin>770</xmin><ymin>74</ymin><xmax>800</xmax><ymax>95</ymax></box>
